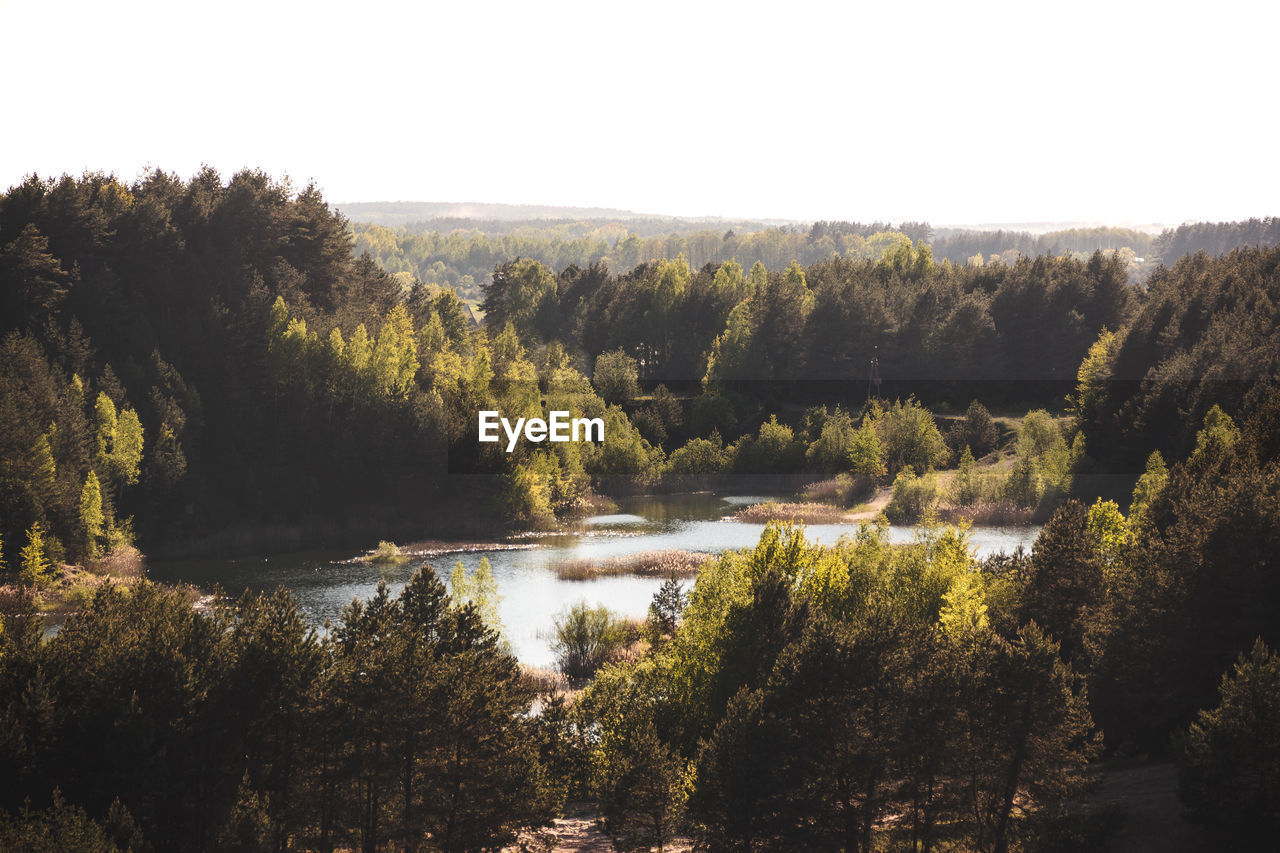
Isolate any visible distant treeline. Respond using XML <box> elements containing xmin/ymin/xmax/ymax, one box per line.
<box><xmin>931</xmin><ymin>226</ymin><xmax>1155</xmax><ymax>263</ymax></box>
<box><xmin>353</xmin><ymin>219</ymin><xmax>1161</xmax><ymax>301</ymax></box>
<box><xmin>1151</xmin><ymin>216</ymin><xmax>1280</xmax><ymax>261</ymax></box>
<box><xmin>353</xmin><ymin>213</ymin><xmax>1279</xmax><ymax>305</ymax></box>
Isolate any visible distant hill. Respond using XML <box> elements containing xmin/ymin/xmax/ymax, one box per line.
<box><xmin>334</xmin><ymin>201</ymin><xmax>791</xmax><ymax>236</ymax></box>
<box><xmin>941</xmin><ymin>221</ymin><xmax>1167</xmax><ymax>236</ymax></box>
<box><xmin>335</xmin><ymin>200</ymin><xmax>658</xmax><ymax>226</ymax></box>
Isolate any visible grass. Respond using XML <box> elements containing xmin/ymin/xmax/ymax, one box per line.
<box><xmin>733</xmin><ymin>501</ymin><xmax>851</xmax><ymax>524</ymax></box>
<box><xmin>17</xmin><ymin>549</ymin><xmax>147</xmax><ymax>615</ymax></box>
<box><xmin>936</xmin><ymin>501</ymin><xmax>1036</xmax><ymax>526</ymax></box>
<box><xmin>555</xmin><ymin>549</ymin><xmax>714</xmax><ymax>580</ymax></box>
<box><xmin>520</xmin><ymin>664</ymin><xmax>569</xmax><ymax>695</ymax></box>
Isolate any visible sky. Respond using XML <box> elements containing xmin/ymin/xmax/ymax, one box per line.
<box><xmin>2</xmin><ymin>0</ymin><xmax>1276</xmax><ymax>226</ymax></box>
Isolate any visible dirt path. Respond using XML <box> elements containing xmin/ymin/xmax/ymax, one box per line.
<box><xmin>845</xmin><ymin>486</ymin><xmax>892</xmax><ymax>521</ymax></box>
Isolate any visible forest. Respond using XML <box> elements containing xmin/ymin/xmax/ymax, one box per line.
<box><xmin>1</xmin><ymin>170</ymin><xmax>1278</xmax><ymax>851</ymax></box>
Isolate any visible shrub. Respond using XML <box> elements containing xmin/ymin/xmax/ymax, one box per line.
<box><xmin>948</xmin><ymin>400</ymin><xmax>1000</xmax><ymax>459</ymax></box>
<box><xmin>370</xmin><ymin>540</ymin><xmax>406</xmax><ymax>563</ymax></box>
<box><xmin>874</xmin><ymin>398</ymin><xmax>948</xmax><ymax>476</ymax></box>
<box><xmin>592</xmin><ymin>349</ymin><xmax>640</xmax><ymax>404</ymax></box>
<box><xmin>732</xmin><ymin>416</ymin><xmax>804</xmax><ymax>474</ymax></box>
<box><xmin>1002</xmin><ymin>411</ymin><xmax>1074</xmax><ymax>508</ymax></box>
<box><xmin>666</xmin><ymin>437</ymin><xmax>730</xmax><ymax>476</ymax></box>
<box><xmin>552</xmin><ymin>602</ymin><xmax>630</xmax><ymax>681</ymax></box>
<box><xmin>804</xmin><ymin>408</ymin><xmax>857</xmax><ymax>473</ymax></box>
<box><xmin>951</xmin><ymin>446</ymin><xmax>979</xmax><ymax>506</ymax></box>
<box><xmin>885</xmin><ymin>468</ymin><xmax>939</xmax><ymax>522</ymax></box>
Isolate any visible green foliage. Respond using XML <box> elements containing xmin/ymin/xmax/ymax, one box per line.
<box><xmin>1001</xmin><ymin>410</ymin><xmax>1073</xmax><ymax>508</ymax></box>
<box><xmin>1088</xmin><ymin>400</ymin><xmax>1280</xmax><ymax>752</ymax></box>
<box><xmin>1127</xmin><ymin>450</ymin><xmax>1168</xmax><ymax>530</ymax></box>
<box><xmin>1021</xmin><ymin>501</ymin><xmax>1104</xmax><ymax>664</ymax></box>
<box><xmin>1088</xmin><ymin>247</ymin><xmax>1279</xmax><ymax>464</ymax></box>
<box><xmin>804</xmin><ymin>407</ymin><xmax>857</xmax><ymax>473</ymax></box>
<box><xmin>369</xmin><ymin>540</ymin><xmax>405</xmax><ymax>563</ymax></box>
<box><xmin>949</xmin><ymin>399</ymin><xmax>1000</xmax><ymax>459</ymax></box>
<box><xmin>592</xmin><ymin>348</ymin><xmax>640</xmax><ymax>405</ymax></box>
<box><xmin>449</xmin><ymin>557</ymin><xmax>505</xmax><ymax>639</ymax></box>
<box><xmin>703</xmin><ymin>301</ymin><xmax>753</xmax><ymax>386</ymax></box>
<box><xmin>648</xmin><ymin>577</ymin><xmax>687</xmax><ymax>644</ymax></box>
<box><xmin>847</xmin><ymin>416</ymin><xmax>886</xmax><ymax>480</ymax></box>
<box><xmin>93</xmin><ymin>393</ymin><xmax>144</xmax><ymax>490</ymax></box>
<box><xmin>665</xmin><ymin>437</ymin><xmax>729</xmax><ymax>476</ymax></box>
<box><xmin>585</xmin><ymin>405</ymin><xmax>661</xmax><ymax>481</ymax></box>
<box><xmin>0</xmin><ymin>791</ymin><xmax>125</xmax><ymax>853</ymax></box>
<box><xmin>501</xmin><ymin>460</ymin><xmax>555</xmax><ymax>526</ymax></box>
<box><xmin>1073</xmin><ymin>328</ymin><xmax>1117</xmax><ymax>431</ymax></box>
<box><xmin>1178</xmin><ymin>639</ymin><xmax>1280</xmax><ymax>843</ymax></box>
<box><xmin>951</xmin><ymin>445</ymin><xmax>979</xmax><ymax>505</ymax></box>
<box><xmin>18</xmin><ymin>522</ymin><xmax>54</xmax><ymax>588</ymax></box>
<box><xmin>481</xmin><ymin>257</ymin><xmax>558</xmax><ymax>341</ymax></box>
<box><xmin>592</xmin><ymin>699</ymin><xmax>693</xmax><ymax>851</ymax></box>
<box><xmin>1192</xmin><ymin>403</ymin><xmax>1240</xmax><ymax>461</ymax></box>
<box><xmin>1086</xmin><ymin>498</ymin><xmax>1128</xmax><ymax>568</ymax></box>
<box><xmin>873</xmin><ymin>398</ymin><xmax>949</xmax><ymax>476</ymax></box>
<box><xmin>214</xmin><ymin>773</ymin><xmax>272</xmax><ymax>853</ymax></box>
<box><xmin>79</xmin><ymin>471</ymin><xmax>104</xmax><ymax>561</ymax></box>
<box><xmin>571</xmin><ymin>523</ymin><xmax>1099</xmax><ymax>853</ymax></box>
<box><xmin>885</xmin><ymin>468</ymin><xmax>939</xmax><ymax>522</ymax></box>
<box><xmin>0</xmin><ymin>572</ymin><xmax>553</xmax><ymax>850</ymax></box>
<box><xmin>552</xmin><ymin>602</ymin><xmax>629</xmax><ymax>681</ymax></box>
<box><xmin>732</xmin><ymin>415</ymin><xmax>804</xmax><ymax>474</ymax></box>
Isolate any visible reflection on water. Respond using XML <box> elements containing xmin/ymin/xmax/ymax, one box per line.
<box><xmin>148</xmin><ymin>494</ymin><xmax>1041</xmax><ymax>669</ymax></box>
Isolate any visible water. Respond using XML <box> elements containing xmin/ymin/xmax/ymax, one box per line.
<box><xmin>147</xmin><ymin>493</ymin><xmax>1040</xmax><ymax>669</ymax></box>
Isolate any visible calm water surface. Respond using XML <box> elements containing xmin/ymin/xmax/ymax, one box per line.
<box><xmin>148</xmin><ymin>493</ymin><xmax>1040</xmax><ymax>669</ymax></box>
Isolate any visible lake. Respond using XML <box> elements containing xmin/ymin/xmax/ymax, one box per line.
<box><xmin>147</xmin><ymin>492</ymin><xmax>1041</xmax><ymax>669</ymax></box>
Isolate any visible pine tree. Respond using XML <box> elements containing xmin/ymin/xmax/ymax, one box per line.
<box><xmin>19</xmin><ymin>522</ymin><xmax>54</xmax><ymax>588</ymax></box>
<box><xmin>1127</xmin><ymin>450</ymin><xmax>1168</xmax><ymax>530</ymax></box>
<box><xmin>80</xmin><ymin>471</ymin><xmax>104</xmax><ymax>560</ymax></box>
<box><xmin>953</xmin><ymin>445</ymin><xmax>978</xmax><ymax>505</ymax></box>
<box><xmin>648</xmin><ymin>577</ymin><xmax>687</xmax><ymax>643</ymax></box>
<box><xmin>1178</xmin><ymin>639</ymin><xmax>1280</xmax><ymax>843</ymax></box>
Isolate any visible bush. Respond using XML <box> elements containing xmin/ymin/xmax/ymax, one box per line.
<box><xmin>874</xmin><ymin>398</ymin><xmax>949</xmax><ymax>476</ymax></box>
<box><xmin>666</xmin><ymin>437</ymin><xmax>730</xmax><ymax>476</ymax></box>
<box><xmin>1001</xmin><ymin>411</ymin><xmax>1073</xmax><ymax>508</ymax></box>
<box><xmin>948</xmin><ymin>400</ymin><xmax>999</xmax><ymax>459</ymax></box>
<box><xmin>885</xmin><ymin>468</ymin><xmax>939</xmax><ymax>522</ymax></box>
<box><xmin>592</xmin><ymin>349</ymin><xmax>640</xmax><ymax>404</ymax></box>
<box><xmin>804</xmin><ymin>408</ymin><xmax>857</xmax><ymax>473</ymax></box>
<box><xmin>950</xmin><ymin>446</ymin><xmax>979</xmax><ymax>505</ymax></box>
<box><xmin>552</xmin><ymin>602</ymin><xmax>630</xmax><ymax>681</ymax></box>
<box><xmin>732</xmin><ymin>416</ymin><xmax>804</xmax><ymax>474</ymax></box>
<box><xmin>369</xmin><ymin>540</ymin><xmax>406</xmax><ymax>563</ymax></box>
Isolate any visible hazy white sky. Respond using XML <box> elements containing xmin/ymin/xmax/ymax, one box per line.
<box><xmin>2</xmin><ymin>0</ymin><xmax>1276</xmax><ymax>226</ymax></box>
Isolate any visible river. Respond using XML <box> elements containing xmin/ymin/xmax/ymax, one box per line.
<box><xmin>147</xmin><ymin>492</ymin><xmax>1041</xmax><ymax>669</ymax></box>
